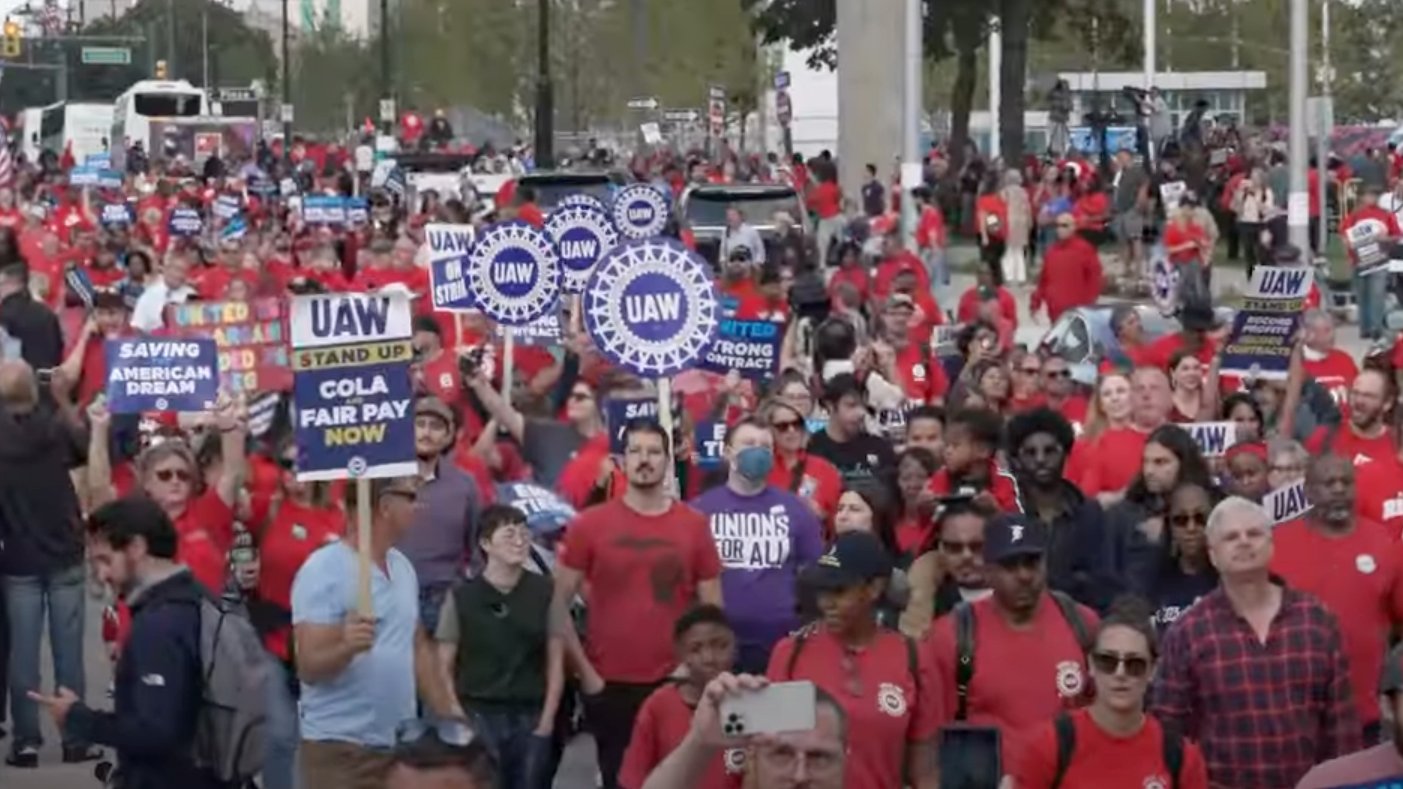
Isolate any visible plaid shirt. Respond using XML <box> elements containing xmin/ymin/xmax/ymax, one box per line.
<box><xmin>1150</xmin><ymin>585</ymin><xmax>1361</xmax><ymax>789</ymax></box>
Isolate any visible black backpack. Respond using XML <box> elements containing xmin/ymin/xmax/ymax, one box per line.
<box><xmin>1050</xmin><ymin>711</ymin><xmax>1183</xmax><ymax>789</ymax></box>
<box><xmin>784</xmin><ymin>625</ymin><xmax>921</xmax><ymax>696</ymax></box>
<box><xmin>952</xmin><ymin>591</ymin><xmax>1090</xmax><ymax>722</ymax></box>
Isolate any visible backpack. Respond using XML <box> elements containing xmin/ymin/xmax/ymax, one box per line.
<box><xmin>952</xmin><ymin>590</ymin><xmax>1090</xmax><ymax>722</ymax></box>
<box><xmin>784</xmin><ymin>625</ymin><xmax>921</xmax><ymax>697</ymax></box>
<box><xmin>1050</xmin><ymin>711</ymin><xmax>1182</xmax><ymax>789</ymax></box>
<box><xmin>191</xmin><ymin>592</ymin><xmax>273</xmax><ymax>784</ymax></box>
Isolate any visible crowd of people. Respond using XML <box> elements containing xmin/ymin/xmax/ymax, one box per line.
<box><xmin>0</xmin><ymin>114</ymin><xmax>1402</xmax><ymax>789</ymax></box>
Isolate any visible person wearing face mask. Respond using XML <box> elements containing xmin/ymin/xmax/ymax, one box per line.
<box><xmin>1272</xmin><ymin>454</ymin><xmax>1403</xmax><ymax>742</ymax></box>
<box><xmin>692</xmin><ymin>418</ymin><xmax>824</xmax><ymax>674</ymax></box>
<box><xmin>1013</xmin><ymin>596</ymin><xmax>1209</xmax><ymax>788</ymax></box>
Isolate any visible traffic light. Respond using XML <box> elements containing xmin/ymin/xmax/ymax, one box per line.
<box><xmin>2</xmin><ymin>21</ymin><xmax>20</xmax><ymax>59</ymax></box>
<box><xmin>154</xmin><ymin>59</ymin><xmax>167</xmax><ymax>80</ymax></box>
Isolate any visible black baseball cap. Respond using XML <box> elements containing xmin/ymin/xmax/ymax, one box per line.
<box><xmin>807</xmin><ymin>531</ymin><xmax>892</xmax><ymax>590</ymax></box>
<box><xmin>983</xmin><ymin>513</ymin><xmax>1048</xmax><ymax>565</ymax></box>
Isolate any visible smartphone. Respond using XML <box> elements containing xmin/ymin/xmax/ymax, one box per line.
<box><xmin>718</xmin><ymin>681</ymin><xmax>816</xmax><ymax>738</ymax></box>
<box><xmin>938</xmin><ymin>725</ymin><xmax>1002</xmax><ymax>789</ymax></box>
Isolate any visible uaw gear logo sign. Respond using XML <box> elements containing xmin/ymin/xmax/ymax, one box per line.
<box><xmin>611</xmin><ymin>183</ymin><xmax>670</xmax><ymax>240</ymax></box>
<box><xmin>583</xmin><ymin>237</ymin><xmax>718</xmax><ymax>378</ymax></box>
<box><xmin>545</xmin><ymin>203</ymin><xmax>619</xmax><ymax>294</ymax></box>
<box><xmin>1055</xmin><ymin>660</ymin><xmax>1085</xmax><ymax>698</ymax></box>
<box><xmin>558</xmin><ymin>192</ymin><xmax>609</xmax><ymax>215</ymax></box>
<box><xmin>877</xmin><ymin>682</ymin><xmax>907</xmax><ymax>718</ymax></box>
<box><xmin>465</xmin><ymin>221</ymin><xmax>562</xmax><ymax>326</ymax></box>
<box><xmin>1151</xmin><ymin>250</ymin><xmax>1179</xmax><ymax>314</ymax></box>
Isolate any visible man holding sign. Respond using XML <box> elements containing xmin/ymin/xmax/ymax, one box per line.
<box><xmin>1340</xmin><ymin>185</ymin><xmax>1402</xmax><ymax>340</ymax></box>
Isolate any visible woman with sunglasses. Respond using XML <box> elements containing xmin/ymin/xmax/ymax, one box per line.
<box><xmin>1012</xmin><ymin>595</ymin><xmax>1209</xmax><ymax>788</ymax></box>
<box><xmin>1141</xmin><ymin>481</ymin><xmax>1221</xmax><ymax>634</ymax></box>
<box><xmin>764</xmin><ymin>400</ymin><xmax>842</xmax><ymax>525</ymax></box>
<box><xmin>771</xmin><ymin>531</ymin><xmax>941</xmax><ymax>789</ymax></box>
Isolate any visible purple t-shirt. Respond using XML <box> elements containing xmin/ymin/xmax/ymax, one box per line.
<box><xmin>690</xmin><ymin>484</ymin><xmax>825</xmax><ymax>652</ymax></box>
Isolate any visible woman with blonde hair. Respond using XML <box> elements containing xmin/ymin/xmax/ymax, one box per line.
<box><xmin>999</xmin><ymin>168</ymin><xmax>1033</xmax><ymax>285</ymax></box>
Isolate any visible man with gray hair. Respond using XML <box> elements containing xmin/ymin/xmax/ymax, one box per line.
<box><xmin>1151</xmin><ymin>496</ymin><xmax>1360</xmax><ymax>787</ymax></box>
<box><xmin>1300</xmin><ymin>308</ymin><xmax>1359</xmax><ymax>407</ymax></box>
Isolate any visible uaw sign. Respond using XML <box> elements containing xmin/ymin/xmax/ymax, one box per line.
<box><xmin>290</xmin><ymin>293</ymin><xmax>417</xmax><ymax>481</ymax></box>
<box><xmin>426</xmin><ymin>223</ymin><xmax>477</xmax><ymax>312</ymax></box>
<box><xmin>1184</xmin><ymin>422</ymin><xmax>1241</xmax><ymax>458</ymax></box>
<box><xmin>698</xmin><ymin>318</ymin><xmax>781</xmax><ymax>379</ymax></box>
<box><xmin>1220</xmin><ymin>266</ymin><xmax>1314</xmax><ymax>381</ymax></box>
<box><xmin>545</xmin><ymin>203</ymin><xmax>618</xmax><ymax>293</ymax></box>
<box><xmin>465</xmin><ymin>221</ymin><xmax>562</xmax><ymax>326</ymax></box>
<box><xmin>583</xmin><ymin>237</ymin><xmax>719</xmax><ymax>379</ymax></box>
<box><xmin>105</xmin><ymin>338</ymin><xmax>220</xmax><ymax>413</ymax></box>
<box><xmin>611</xmin><ymin>183</ymin><xmax>670</xmax><ymax>240</ymax></box>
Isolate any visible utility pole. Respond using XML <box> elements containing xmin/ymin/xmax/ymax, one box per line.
<box><xmin>988</xmin><ymin>22</ymin><xmax>1001</xmax><ymax>161</ymax></box>
<box><xmin>533</xmin><ymin>0</ymin><xmax>553</xmax><ymax>168</ymax></box>
<box><xmin>201</xmin><ymin>4</ymin><xmax>208</xmax><ymax>88</ymax></box>
<box><xmin>165</xmin><ymin>0</ymin><xmax>175</xmax><ymax>78</ymax></box>
<box><xmin>1316</xmin><ymin>0</ymin><xmax>1332</xmax><ymax>256</ymax></box>
<box><xmin>1143</xmin><ymin>0</ymin><xmax>1155</xmax><ymax>89</ymax></box>
<box><xmin>379</xmin><ymin>0</ymin><xmax>391</xmax><ymax>134</ymax></box>
<box><xmin>1287</xmin><ymin>0</ymin><xmax>1308</xmax><ymax>251</ymax></box>
<box><xmin>281</xmin><ymin>0</ymin><xmax>290</xmax><ymax>161</ymax></box>
<box><xmin>900</xmin><ymin>0</ymin><xmax>921</xmax><ymax>251</ymax></box>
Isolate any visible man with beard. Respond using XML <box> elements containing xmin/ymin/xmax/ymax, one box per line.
<box><xmin>899</xmin><ymin>500</ymin><xmax>993</xmax><ymax>637</ymax></box>
<box><xmin>550</xmin><ymin>419</ymin><xmax>723</xmax><ymax>789</ymax></box>
<box><xmin>1271</xmin><ymin>454</ymin><xmax>1403</xmax><ymax>741</ymax></box>
<box><xmin>1007</xmin><ymin>408</ymin><xmax>1120</xmax><ymax>611</ymax></box>
<box><xmin>1302</xmin><ymin>367</ymin><xmax>1398</xmax><ymax>466</ymax></box>
<box><xmin>925</xmin><ymin>515</ymin><xmax>1097</xmax><ymax>766</ymax></box>
<box><xmin>1296</xmin><ymin>642</ymin><xmax>1403</xmax><ymax>786</ymax></box>
<box><xmin>396</xmin><ymin>396</ymin><xmax>481</xmax><ymax>631</ymax></box>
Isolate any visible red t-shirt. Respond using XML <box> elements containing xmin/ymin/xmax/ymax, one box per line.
<box><xmin>560</xmin><ymin>499</ymin><xmax>722</xmax><ymax>683</ymax></box>
<box><xmin>173</xmin><ymin>490</ymin><xmax>237</xmax><ymax>556</ymax></box>
<box><xmin>1140</xmin><ymin>333</ymin><xmax>1216</xmax><ymax>374</ymax></box>
<box><xmin>872</xmin><ymin>252</ymin><xmax>931</xmax><ymax>303</ymax></box>
<box><xmin>1162</xmin><ymin>221</ymin><xmax>1207</xmax><ymax>265</ymax></box>
<box><xmin>1076</xmin><ymin>427</ymin><xmax>1149</xmax><ymax>496</ymax></box>
<box><xmin>926</xmin><ymin>595</ymin><xmax>1099</xmax><ymax>766</ymax></box>
<box><xmin>1049</xmin><ymin>395</ymin><xmax>1090</xmax><ymax>435</ymax></box>
<box><xmin>828</xmin><ymin>266</ymin><xmax>870</xmax><ymax>304</ymax></box>
<box><xmin>1072</xmin><ymin>192</ymin><xmax>1109</xmax><ymax>231</ymax></box>
<box><xmin>769</xmin><ymin>627</ymin><xmax>941</xmax><ymax>789</ymax></box>
<box><xmin>1271</xmin><ymin>518</ymin><xmax>1403</xmax><ymax>724</ymax></box>
<box><xmin>916</xmin><ymin>204</ymin><xmax>947</xmax><ymax>250</ymax></box>
<box><xmin>618</xmin><ymin>684</ymin><xmax>744</xmax><ymax>789</ymax></box>
<box><xmin>1013</xmin><ymin>709</ymin><xmax>1209</xmax><ymax>789</ymax></box>
<box><xmin>767</xmin><ymin>452</ymin><xmax>843</xmax><ymax>525</ymax></box>
<box><xmin>1306</xmin><ymin>423</ymin><xmax>1398</xmax><ymax>468</ymax></box>
<box><xmin>1303</xmin><ymin>350</ymin><xmax>1359</xmax><ymax>408</ymax></box>
<box><xmin>891</xmin><ymin>342</ymin><xmax>949</xmax><ymax>404</ymax></box>
<box><xmin>977</xmin><ymin>195</ymin><xmax>1008</xmax><ymax>240</ymax></box>
<box><xmin>554</xmin><ymin>433</ymin><xmax>612</xmax><ymax>509</ymax></box>
<box><xmin>256</xmin><ymin>500</ymin><xmax>343</xmax><ymax>660</ymax></box>
<box><xmin>180</xmin><ymin>529</ymin><xmax>227</xmax><ymax>595</ymax></box>
<box><xmin>1340</xmin><ymin>206</ymin><xmax>1402</xmax><ymax>267</ymax></box>
<box><xmin>1356</xmin><ymin>457</ymin><xmax>1403</xmax><ymax>539</ymax></box>
<box><xmin>925</xmin><ymin>462</ymin><xmax>1021</xmax><ymax>513</ymax></box>
<box><xmin>809</xmin><ymin>182</ymin><xmax>842</xmax><ymax>219</ymax></box>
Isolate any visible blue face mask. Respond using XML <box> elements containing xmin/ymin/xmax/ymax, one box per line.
<box><xmin>734</xmin><ymin>446</ymin><xmax>774</xmax><ymax>483</ymax></box>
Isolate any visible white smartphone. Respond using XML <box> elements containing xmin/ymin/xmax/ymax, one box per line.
<box><xmin>719</xmin><ymin>680</ymin><xmax>816</xmax><ymax>738</ymax></box>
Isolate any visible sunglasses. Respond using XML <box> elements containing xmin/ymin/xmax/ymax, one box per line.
<box><xmin>568</xmin><ymin>391</ymin><xmax>593</xmax><ymax>402</ymax></box>
<box><xmin>1018</xmin><ymin>367</ymin><xmax>1041</xmax><ymax>375</ymax></box>
<box><xmin>395</xmin><ymin>718</ymin><xmax>475</xmax><ymax>748</ymax></box>
<box><xmin>1170</xmin><ymin>511</ymin><xmax>1209</xmax><ymax>527</ymax></box>
<box><xmin>940</xmin><ymin>539</ymin><xmax>984</xmax><ymax>555</ymax></box>
<box><xmin>1056</xmin><ymin>222</ymin><xmax>1075</xmax><ymax>229</ymax></box>
<box><xmin>154</xmin><ymin>467</ymin><xmax>192</xmax><ymax>483</ymax></box>
<box><xmin>771</xmin><ymin>419</ymin><xmax>804</xmax><ymax>433</ymax></box>
<box><xmin>1090</xmin><ymin>650</ymin><xmax>1151</xmax><ymax>678</ymax></box>
<box><xmin>1044</xmin><ymin>369</ymin><xmax>1071</xmax><ymax>379</ymax></box>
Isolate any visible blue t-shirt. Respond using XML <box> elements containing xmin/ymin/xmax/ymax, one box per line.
<box><xmin>690</xmin><ymin>485</ymin><xmax>824</xmax><ymax>651</ymax></box>
<box><xmin>291</xmin><ymin>541</ymin><xmax>419</xmax><ymax>747</ymax></box>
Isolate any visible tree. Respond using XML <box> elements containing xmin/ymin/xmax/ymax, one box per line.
<box><xmin>289</xmin><ymin>18</ymin><xmax>379</xmax><ymax>134</ymax></box>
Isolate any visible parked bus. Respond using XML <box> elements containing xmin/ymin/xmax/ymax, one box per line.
<box><xmin>17</xmin><ymin>101</ymin><xmax>115</xmax><ymax>164</ymax></box>
<box><xmin>110</xmin><ymin>79</ymin><xmax>207</xmax><ymax>169</ymax></box>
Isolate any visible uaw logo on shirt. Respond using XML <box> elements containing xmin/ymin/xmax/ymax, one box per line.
<box><xmin>877</xmin><ymin>682</ymin><xmax>907</xmax><ymax>718</ymax></box>
<box><xmin>1384</xmin><ymin>494</ymin><xmax>1403</xmax><ymax>522</ymax></box>
<box><xmin>1142</xmin><ymin>775</ymin><xmax>1168</xmax><ymax>789</ymax></box>
<box><xmin>1055</xmin><ymin>660</ymin><xmax>1085</xmax><ymax>698</ymax></box>
<box><xmin>723</xmin><ymin>748</ymin><xmax>746</xmax><ymax>775</ymax></box>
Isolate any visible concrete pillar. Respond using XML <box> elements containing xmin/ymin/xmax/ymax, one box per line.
<box><xmin>837</xmin><ymin>0</ymin><xmax>904</xmax><ymax>197</ymax></box>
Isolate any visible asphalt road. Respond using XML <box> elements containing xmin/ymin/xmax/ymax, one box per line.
<box><xmin>4</xmin><ymin>262</ymin><xmax>1374</xmax><ymax>789</ymax></box>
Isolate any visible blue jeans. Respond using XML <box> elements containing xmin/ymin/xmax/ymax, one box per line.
<box><xmin>4</xmin><ymin>564</ymin><xmax>88</xmax><ymax>748</ymax></box>
<box><xmin>263</xmin><ymin>660</ymin><xmax>300</xmax><ymax>789</ymax></box>
<box><xmin>469</xmin><ymin>708</ymin><xmax>554</xmax><ymax>789</ymax></box>
<box><xmin>419</xmin><ymin>584</ymin><xmax>452</xmax><ymax>633</ymax></box>
<box><xmin>1355</xmin><ymin>271</ymin><xmax>1388</xmax><ymax>338</ymax></box>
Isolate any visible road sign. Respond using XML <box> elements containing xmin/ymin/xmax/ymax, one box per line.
<box><xmin>774</xmin><ymin>70</ymin><xmax>791</xmax><ymax>91</ymax></box>
<box><xmin>379</xmin><ymin>99</ymin><xmax>396</xmax><ymax>123</ymax></box>
<box><xmin>279</xmin><ymin>103</ymin><xmax>294</xmax><ymax>123</ymax></box>
<box><xmin>662</xmin><ymin>108</ymin><xmax>701</xmax><ymax>123</ymax></box>
<box><xmin>626</xmin><ymin>97</ymin><xmax>659</xmax><ymax>111</ymax></box>
<box><xmin>1306</xmin><ymin>96</ymin><xmax>1335</xmax><ymax>138</ymax></box>
<box><xmin>707</xmin><ymin>85</ymin><xmax>725</xmax><ymax>137</ymax></box>
<box><xmin>776</xmin><ymin>91</ymin><xmax>792</xmax><ymax>127</ymax></box>
<box><xmin>217</xmin><ymin>87</ymin><xmax>257</xmax><ymax>103</ymax></box>
<box><xmin>81</xmin><ymin>46</ymin><xmax>131</xmax><ymax>65</ymax></box>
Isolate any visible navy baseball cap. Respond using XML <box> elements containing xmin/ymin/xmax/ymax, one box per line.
<box><xmin>807</xmin><ymin>532</ymin><xmax>893</xmax><ymax>590</ymax></box>
<box><xmin>983</xmin><ymin>513</ymin><xmax>1048</xmax><ymax>565</ymax></box>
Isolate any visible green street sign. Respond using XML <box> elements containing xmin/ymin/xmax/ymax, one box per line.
<box><xmin>81</xmin><ymin>47</ymin><xmax>131</xmax><ymax>65</ymax></box>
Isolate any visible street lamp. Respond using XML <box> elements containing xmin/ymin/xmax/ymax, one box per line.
<box><xmin>533</xmin><ymin>0</ymin><xmax>554</xmax><ymax>169</ymax></box>
<box><xmin>281</xmin><ymin>0</ymin><xmax>291</xmax><ymax>165</ymax></box>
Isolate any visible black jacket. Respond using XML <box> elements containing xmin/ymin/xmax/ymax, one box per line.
<box><xmin>0</xmin><ymin>402</ymin><xmax>85</xmax><ymax>575</ymax></box>
<box><xmin>0</xmin><ymin>290</ymin><xmax>63</xmax><ymax>369</ymax></box>
<box><xmin>65</xmin><ymin>569</ymin><xmax>231</xmax><ymax>789</ymax></box>
<box><xmin>1016</xmin><ymin>479</ymin><xmax>1124</xmax><ymax>613</ymax></box>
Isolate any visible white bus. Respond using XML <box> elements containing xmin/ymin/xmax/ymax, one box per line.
<box><xmin>110</xmin><ymin>79</ymin><xmax>207</xmax><ymax>168</ymax></box>
<box><xmin>17</xmin><ymin>101</ymin><xmax>115</xmax><ymax>164</ymax></box>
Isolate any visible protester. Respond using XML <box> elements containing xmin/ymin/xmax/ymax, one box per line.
<box><xmin>1295</xmin><ymin>642</ymin><xmax>1403</xmax><ymax>787</ymax></box>
<box><xmin>386</xmin><ymin>721</ymin><xmax>499</xmax><ymax>789</ymax></box>
<box><xmin>900</xmin><ymin>499</ymin><xmax>994</xmax><ymax>636</ymax></box>
<box><xmin>1139</xmin><ymin>480</ymin><xmax>1220</xmax><ymax>633</ymax></box>
<box><xmin>0</xmin><ymin>261</ymin><xmax>63</xmax><ymax>369</ymax></box>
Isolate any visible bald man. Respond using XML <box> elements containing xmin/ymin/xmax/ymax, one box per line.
<box><xmin>0</xmin><ymin>359</ymin><xmax>96</xmax><ymax>767</ymax></box>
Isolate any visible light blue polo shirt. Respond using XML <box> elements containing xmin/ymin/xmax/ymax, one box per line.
<box><xmin>291</xmin><ymin>540</ymin><xmax>419</xmax><ymax>747</ymax></box>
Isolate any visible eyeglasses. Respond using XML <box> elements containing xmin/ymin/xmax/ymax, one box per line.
<box><xmin>771</xmin><ymin>419</ymin><xmax>804</xmax><ymax>433</ymax></box>
<box><xmin>492</xmin><ymin>525</ymin><xmax>532</xmax><ymax>544</ymax></box>
<box><xmin>940</xmin><ymin>539</ymin><xmax>984</xmax><ymax>555</ymax></box>
<box><xmin>154</xmin><ymin>467</ymin><xmax>192</xmax><ymax>483</ymax></box>
<box><xmin>395</xmin><ymin>718</ymin><xmax>476</xmax><ymax>748</ymax></box>
<box><xmin>568</xmin><ymin>391</ymin><xmax>593</xmax><ymax>402</ymax></box>
<box><xmin>1018</xmin><ymin>366</ymin><xmax>1041</xmax><ymax>375</ymax></box>
<box><xmin>1170</xmin><ymin>511</ymin><xmax>1209</xmax><ymax>527</ymax></box>
<box><xmin>1056</xmin><ymin>222</ymin><xmax>1075</xmax><ymax>229</ymax></box>
<box><xmin>1044</xmin><ymin>369</ymin><xmax>1071</xmax><ymax>379</ymax></box>
<box><xmin>1090</xmin><ymin>651</ymin><xmax>1151</xmax><ymax>678</ymax></box>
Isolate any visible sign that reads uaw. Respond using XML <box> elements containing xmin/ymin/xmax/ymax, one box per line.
<box><xmin>611</xmin><ymin>183</ymin><xmax>670</xmax><ymax>240</ymax></box>
<box><xmin>465</xmin><ymin>221</ymin><xmax>562</xmax><ymax>326</ymax></box>
<box><xmin>545</xmin><ymin>203</ymin><xmax>618</xmax><ymax>293</ymax></box>
<box><xmin>105</xmin><ymin>337</ymin><xmax>220</xmax><ymax>413</ymax></box>
<box><xmin>426</xmin><ymin>223</ymin><xmax>477</xmax><ymax>312</ymax></box>
<box><xmin>166</xmin><ymin>297</ymin><xmax>292</xmax><ymax>393</ymax></box>
<box><xmin>1220</xmin><ymin>266</ymin><xmax>1314</xmax><ymax>381</ymax></box>
<box><xmin>584</xmin><ymin>237</ymin><xmax>719</xmax><ymax>379</ymax></box>
<box><xmin>697</xmin><ymin>318</ymin><xmax>781</xmax><ymax>379</ymax></box>
<box><xmin>1264</xmin><ymin>480</ymin><xmax>1311</xmax><ymax>525</ymax></box>
<box><xmin>605</xmin><ymin>396</ymin><xmax>659</xmax><ymax>455</ymax></box>
<box><xmin>289</xmin><ymin>293</ymin><xmax>417</xmax><ymax>481</ymax></box>
<box><xmin>1183</xmin><ymin>421</ymin><xmax>1241</xmax><ymax>458</ymax></box>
